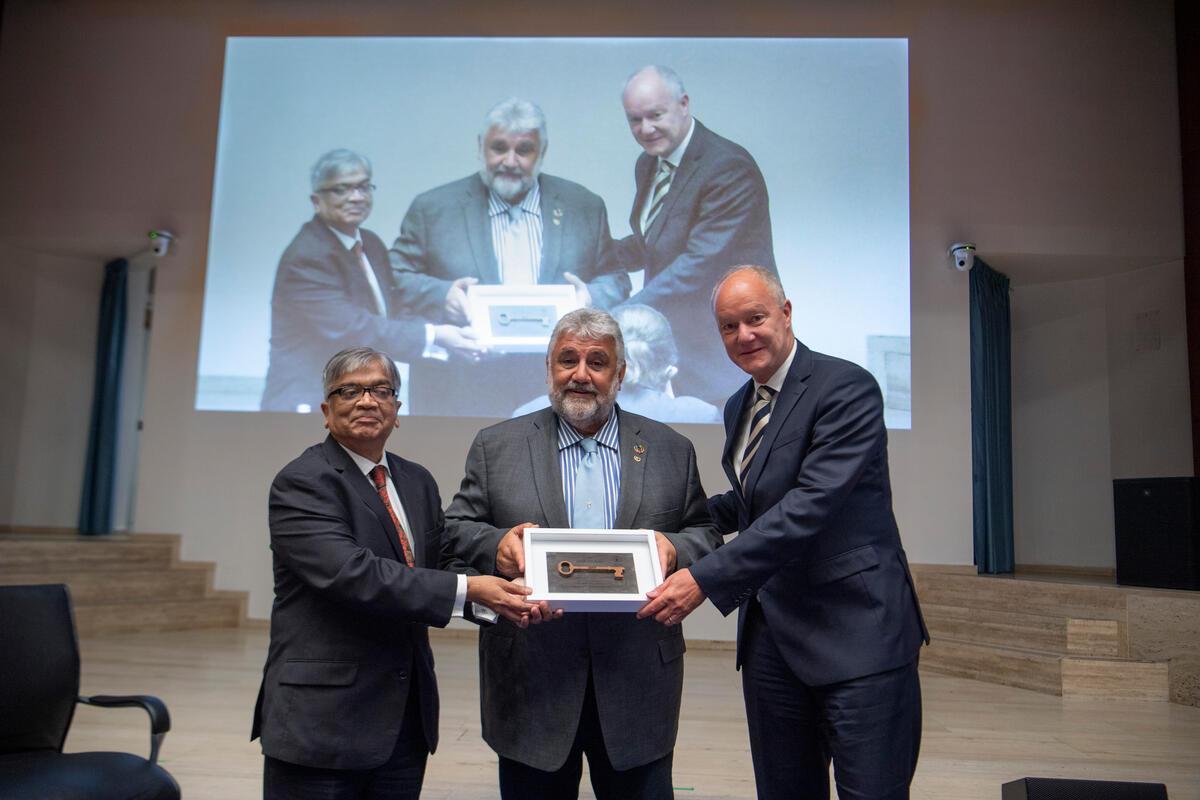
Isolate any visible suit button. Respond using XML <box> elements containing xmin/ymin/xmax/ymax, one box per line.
<box><xmin>397</xmin><ymin>670</ymin><xmax>409</xmax><ymax>680</ymax></box>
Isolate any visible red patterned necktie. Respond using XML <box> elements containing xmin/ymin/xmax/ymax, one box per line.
<box><xmin>368</xmin><ymin>465</ymin><xmax>415</xmax><ymax>567</ymax></box>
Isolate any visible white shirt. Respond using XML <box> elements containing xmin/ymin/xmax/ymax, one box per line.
<box><xmin>337</xmin><ymin>443</ymin><xmax>467</xmax><ymax>617</ymax></box>
<box><xmin>640</xmin><ymin>117</ymin><xmax>696</xmax><ymax>232</ymax></box>
<box><xmin>327</xmin><ymin>225</ymin><xmax>387</xmax><ymax>314</ymax></box>
<box><xmin>732</xmin><ymin>337</ymin><xmax>798</xmax><ymax>476</ymax></box>
<box><xmin>487</xmin><ymin>179</ymin><xmax>544</xmax><ymax>285</ymax></box>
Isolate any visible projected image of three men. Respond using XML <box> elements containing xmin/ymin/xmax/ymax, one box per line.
<box><xmin>196</xmin><ymin>37</ymin><xmax>910</xmax><ymax>428</ymax></box>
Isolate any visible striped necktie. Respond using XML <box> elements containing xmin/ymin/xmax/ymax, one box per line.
<box><xmin>738</xmin><ymin>385</ymin><xmax>777</xmax><ymax>485</ymax></box>
<box><xmin>368</xmin><ymin>465</ymin><xmax>415</xmax><ymax>567</ymax></box>
<box><xmin>643</xmin><ymin>160</ymin><xmax>675</xmax><ymax>231</ymax></box>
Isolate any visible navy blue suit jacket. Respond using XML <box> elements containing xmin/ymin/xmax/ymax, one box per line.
<box><xmin>689</xmin><ymin>341</ymin><xmax>928</xmax><ymax>686</ymax></box>
<box><xmin>252</xmin><ymin>436</ymin><xmax>462</xmax><ymax>770</ymax></box>
<box><xmin>620</xmin><ymin>120</ymin><xmax>776</xmax><ymax>405</ymax></box>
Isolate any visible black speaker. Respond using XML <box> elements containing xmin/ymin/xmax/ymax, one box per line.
<box><xmin>1113</xmin><ymin>477</ymin><xmax>1200</xmax><ymax>590</ymax></box>
<box><xmin>1002</xmin><ymin>777</ymin><xmax>1167</xmax><ymax>799</ymax></box>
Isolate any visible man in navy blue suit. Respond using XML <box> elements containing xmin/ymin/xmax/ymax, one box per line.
<box><xmin>640</xmin><ymin>266</ymin><xmax>928</xmax><ymax>799</ymax></box>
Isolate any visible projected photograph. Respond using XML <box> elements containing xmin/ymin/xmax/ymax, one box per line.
<box><xmin>196</xmin><ymin>37</ymin><xmax>910</xmax><ymax>427</ymax></box>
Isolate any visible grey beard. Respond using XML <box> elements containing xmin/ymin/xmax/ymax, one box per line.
<box><xmin>479</xmin><ymin>168</ymin><xmax>538</xmax><ymax>204</ymax></box>
<box><xmin>551</xmin><ymin>388</ymin><xmax>616</xmax><ymax>433</ymax></box>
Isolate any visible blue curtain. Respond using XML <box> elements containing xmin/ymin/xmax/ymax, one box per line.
<box><xmin>78</xmin><ymin>259</ymin><xmax>129</xmax><ymax>535</ymax></box>
<box><xmin>970</xmin><ymin>258</ymin><xmax>1014</xmax><ymax>573</ymax></box>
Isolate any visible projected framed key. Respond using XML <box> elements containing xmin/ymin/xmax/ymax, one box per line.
<box><xmin>523</xmin><ymin>528</ymin><xmax>663</xmax><ymax>612</ymax></box>
<box><xmin>467</xmin><ymin>285</ymin><xmax>579</xmax><ymax>353</ymax></box>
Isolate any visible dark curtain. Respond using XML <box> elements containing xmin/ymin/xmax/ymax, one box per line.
<box><xmin>78</xmin><ymin>259</ymin><xmax>129</xmax><ymax>535</ymax></box>
<box><xmin>969</xmin><ymin>258</ymin><xmax>1014</xmax><ymax>573</ymax></box>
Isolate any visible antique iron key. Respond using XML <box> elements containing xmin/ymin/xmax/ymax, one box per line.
<box><xmin>557</xmin><ymin>560</ymin><xmax>625</xmax><ymax>580</ymax></box>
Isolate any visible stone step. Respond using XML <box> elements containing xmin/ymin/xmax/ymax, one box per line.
<box><xmin>0</xmin><ymin>565</ymin><xmax>213</xmax><ymax>604</ymax></box>
<box><xmin>923</xmin><ymin>602</ymin><xmax>1068</xmax><ymax>653</ymax></box>
<box><xmin>1061</xmin><ymin>657</ymin><xmax>1170</xmax><ymax>701</ymax></box>
<box><xmin>0</xmin><ymin>533</ymin><xmax>178</xmax><ymax>574</ymax></box>
<box><xmin>921</xmin><ymin>637</ymin><xmax>1063</xmax><ymax>695</ymax></box>
<box><xmin>913</xmin><ymin>570</ymin><xmax>1126</xmax><ymax>621</ymax></box>
<box><xmin>74</xmin><ymin>593</ymin><xmax>246</xmax><ymax>637</ymax></box>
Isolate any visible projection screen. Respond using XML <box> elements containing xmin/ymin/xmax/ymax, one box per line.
<box><xmin>196</xmin><ymin>37</ymin><xmax>910</xmax><ymax>427</ymax></box>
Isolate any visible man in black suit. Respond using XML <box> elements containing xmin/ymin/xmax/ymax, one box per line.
<box><xmin>641</xmin><ymin>267</ymin><xmax>929</xmax><ymax>799</ymax></box>
<box><xmin>252</xmin><ymin>346</ymin><xmax>540</xmax><ymax>799</ymax></box>
<box><xmin>618</xmin><ymin>66</ymin><xmax>777</xmax><ymax>406</ymax></box>
<box><xmin>260</xmin><ymin>149</ymin><xmax>480</xmax><ymax>413</ymax></box>
<box><xmin>389</xmin><ymin>98</ymin><xmax>630</xmax><ymax>417</ymax></box>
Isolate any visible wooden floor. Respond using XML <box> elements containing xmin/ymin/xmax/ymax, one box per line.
<box><xmin>66</xmin><ymin>628</ymin><xmax>1200</xmax><ymax>800</ymax></box>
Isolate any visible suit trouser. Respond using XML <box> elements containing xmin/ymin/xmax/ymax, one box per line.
<box><xmin>498</xmin><ymin>669</ymin><xmax>674</xmax><ymax>800</ymax></box>
<box><xmin>262</xmin><ymin>677</ymin><xmax>428</xmax><ymax>800</ymax></box>
<box><xmin>741</xmin><ymin>604</ymin><xmax>921</xmax><ymax>800</ymax></box>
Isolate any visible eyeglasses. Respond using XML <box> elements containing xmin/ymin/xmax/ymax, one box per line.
<box><xmin>327</xmin><ymin>384</ymin><xmax>398</xmax><ymax>403</ymax></box>
<box><xmin>317</xmin><ymin>181</ymin><xmax>376</xmax><ymax>199</ymax></box>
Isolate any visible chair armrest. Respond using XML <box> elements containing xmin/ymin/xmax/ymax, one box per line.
<box><xmin>79</xmin><ymin>694</ymin><xmax>171</xmax><ymax>764</ymax></box>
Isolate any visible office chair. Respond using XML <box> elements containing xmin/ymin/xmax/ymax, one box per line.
<box><xmin>0</xmin><ymin>583</ymin><xmax>181</xmax><ymax>799</ymax></box>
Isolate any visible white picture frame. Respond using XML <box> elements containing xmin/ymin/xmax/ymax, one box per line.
<box><xmin>466</xmin><ymin>284</ymin><xmax>580</xmax><ymax>353</ymax></box>
<box><xmin>523</xmin><ymin>528</ymin><xmax>663</xmax><ymax>612</ymax></box>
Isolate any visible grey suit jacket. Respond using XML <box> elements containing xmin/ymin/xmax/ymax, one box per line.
<box><xmin>445</xmin><ymin>407</ymin><xmax>721</xmax><ymax>772</ymax></box>
<box><xmin>389</xmin><ymin>173</ymin><xmax>630</xmax><ymax>318</ymax></box>
<box><xmin>387</xmin><ymin>173</ymin><xmax>632</xmax><ymax>416</ymax></box>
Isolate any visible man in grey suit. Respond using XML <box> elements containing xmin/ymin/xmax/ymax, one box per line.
<box><xmin>389</xmin><ymin>98</ymin><xmax>631</xmax><ymax>417</ymax></box>
<box><xmin>446</xmin><ymin>308</ymin><xmax>722</xmax><ymax>799</ymax></box>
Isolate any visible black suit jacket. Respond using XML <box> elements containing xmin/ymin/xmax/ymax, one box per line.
<box><xmin>261</xmin><ymin>217</ymin><xmax>425</xmax><ymax>413</ymax></box>
<box><xmin>251</xmin><ymin>436</ymin><xmax>462</xmax><ymax>770</ymax></box>
<box><xmin>690</xmin><ymin>341</ymin><xmax>928</xmax><ymax>686</ymax></box>
<box><xmin>620</xmin><ymin>120</ymin><xmax>777</xmax><ymax>405</ymax></box>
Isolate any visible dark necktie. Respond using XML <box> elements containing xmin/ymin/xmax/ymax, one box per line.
<box><xmin>368</xmin><ymin>465</ymin><xmax>415</xmax><ymax>567</ymax></box>
<box><xmin>738</xmin><ymin>386</ymin><xmax>777</xmax><ymax>485</ymax></box>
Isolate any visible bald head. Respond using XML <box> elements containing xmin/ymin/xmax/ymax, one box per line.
<box><xmin>713</xmin><ymin>266</ymin><xmax>794</xmax><ymax>384</ymax></box>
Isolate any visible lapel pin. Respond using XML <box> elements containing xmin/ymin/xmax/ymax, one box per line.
<box><xmin>633</xmin><ymin>443</ymin><xmax>646</xmax><ymax>462</ymax></box>
<box><xmin>553</xmin><ymin>208</ymin><xmax>563</xmax><ymax>226</ymax></box>
<box><xmin>633</xmin><ymin>455</ymin><xmax>642</xmax><ymax>462</ymax></box>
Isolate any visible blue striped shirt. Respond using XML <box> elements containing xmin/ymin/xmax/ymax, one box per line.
<box><xmin>487</xmin><ymin>180</ymin><xmax>543</xmax><ymax>285</ymax></box>
<box><xmin>557</xmin><ymin>411</ymin><xmax>621</xmax><ymax>528</ymax></box>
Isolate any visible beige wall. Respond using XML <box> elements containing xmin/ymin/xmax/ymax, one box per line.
<box><xmin>0</xmin><ymin>0</ymin><xmax>1186</xmax><ymax>630</ymax></box>
<box><xmin>1011</xmin><ymin>259</ymin><xmax>1192</xmax><ymax>569</ymax></box>
<box><xmin>1012</xmin><ymin>278</ymin><xmax>1115</xmax><ymax>568</ymax></box>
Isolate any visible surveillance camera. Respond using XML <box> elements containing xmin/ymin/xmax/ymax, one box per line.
<box><xmin>949</xmin><ymin>242</ymin><xmax>975</xmax><ymax>271</ymax></box>
<box><xmin>148</xmin><ymin>230</ymin><xmax>175</xmax><ymax>257</ymax></box>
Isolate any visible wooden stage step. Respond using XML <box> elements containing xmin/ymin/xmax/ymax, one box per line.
<box><xmin>914</xmin><ymin>566</ymin><xmax>1195</xmax><ymax>705</ymax></box>
<box><xmin>0</xmin><ymin>531</ymin><xmax>246</xmax><ymax>635</ymax></box>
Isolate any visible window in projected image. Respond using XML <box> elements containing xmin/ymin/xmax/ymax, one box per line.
<box><xmin>196</xmin><ymin>37</ymin><xmax>910</xmax><ymax>428</ymax></box>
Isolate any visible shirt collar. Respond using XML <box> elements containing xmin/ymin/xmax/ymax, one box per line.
<box><xmin>757</xmin><ymin>338</ymin><xmax>798</xmax><ymax>396</ymax></box>
<box><xmin>325</xmin><ymin>223</ymin><xmax>362</xmax><ymax>252</ymax></box>
<box><xmin>487</xmin><ymin>178</ymin><xmax>542</xmax><ymax>219</ymax></box>
<box><xmin>337</xmin><ymin>441</ymin><xmax>386</xmax><ymax>478</ymax></box>
<box><xmin>556</xmin><ymin>407</ymin><xmax>620</xmax><ymax>452</ymax></box>
<box><xmin>661</xmin><ymin>117</ymin><xmax>696</xmax><ymax>169</ymax></box>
